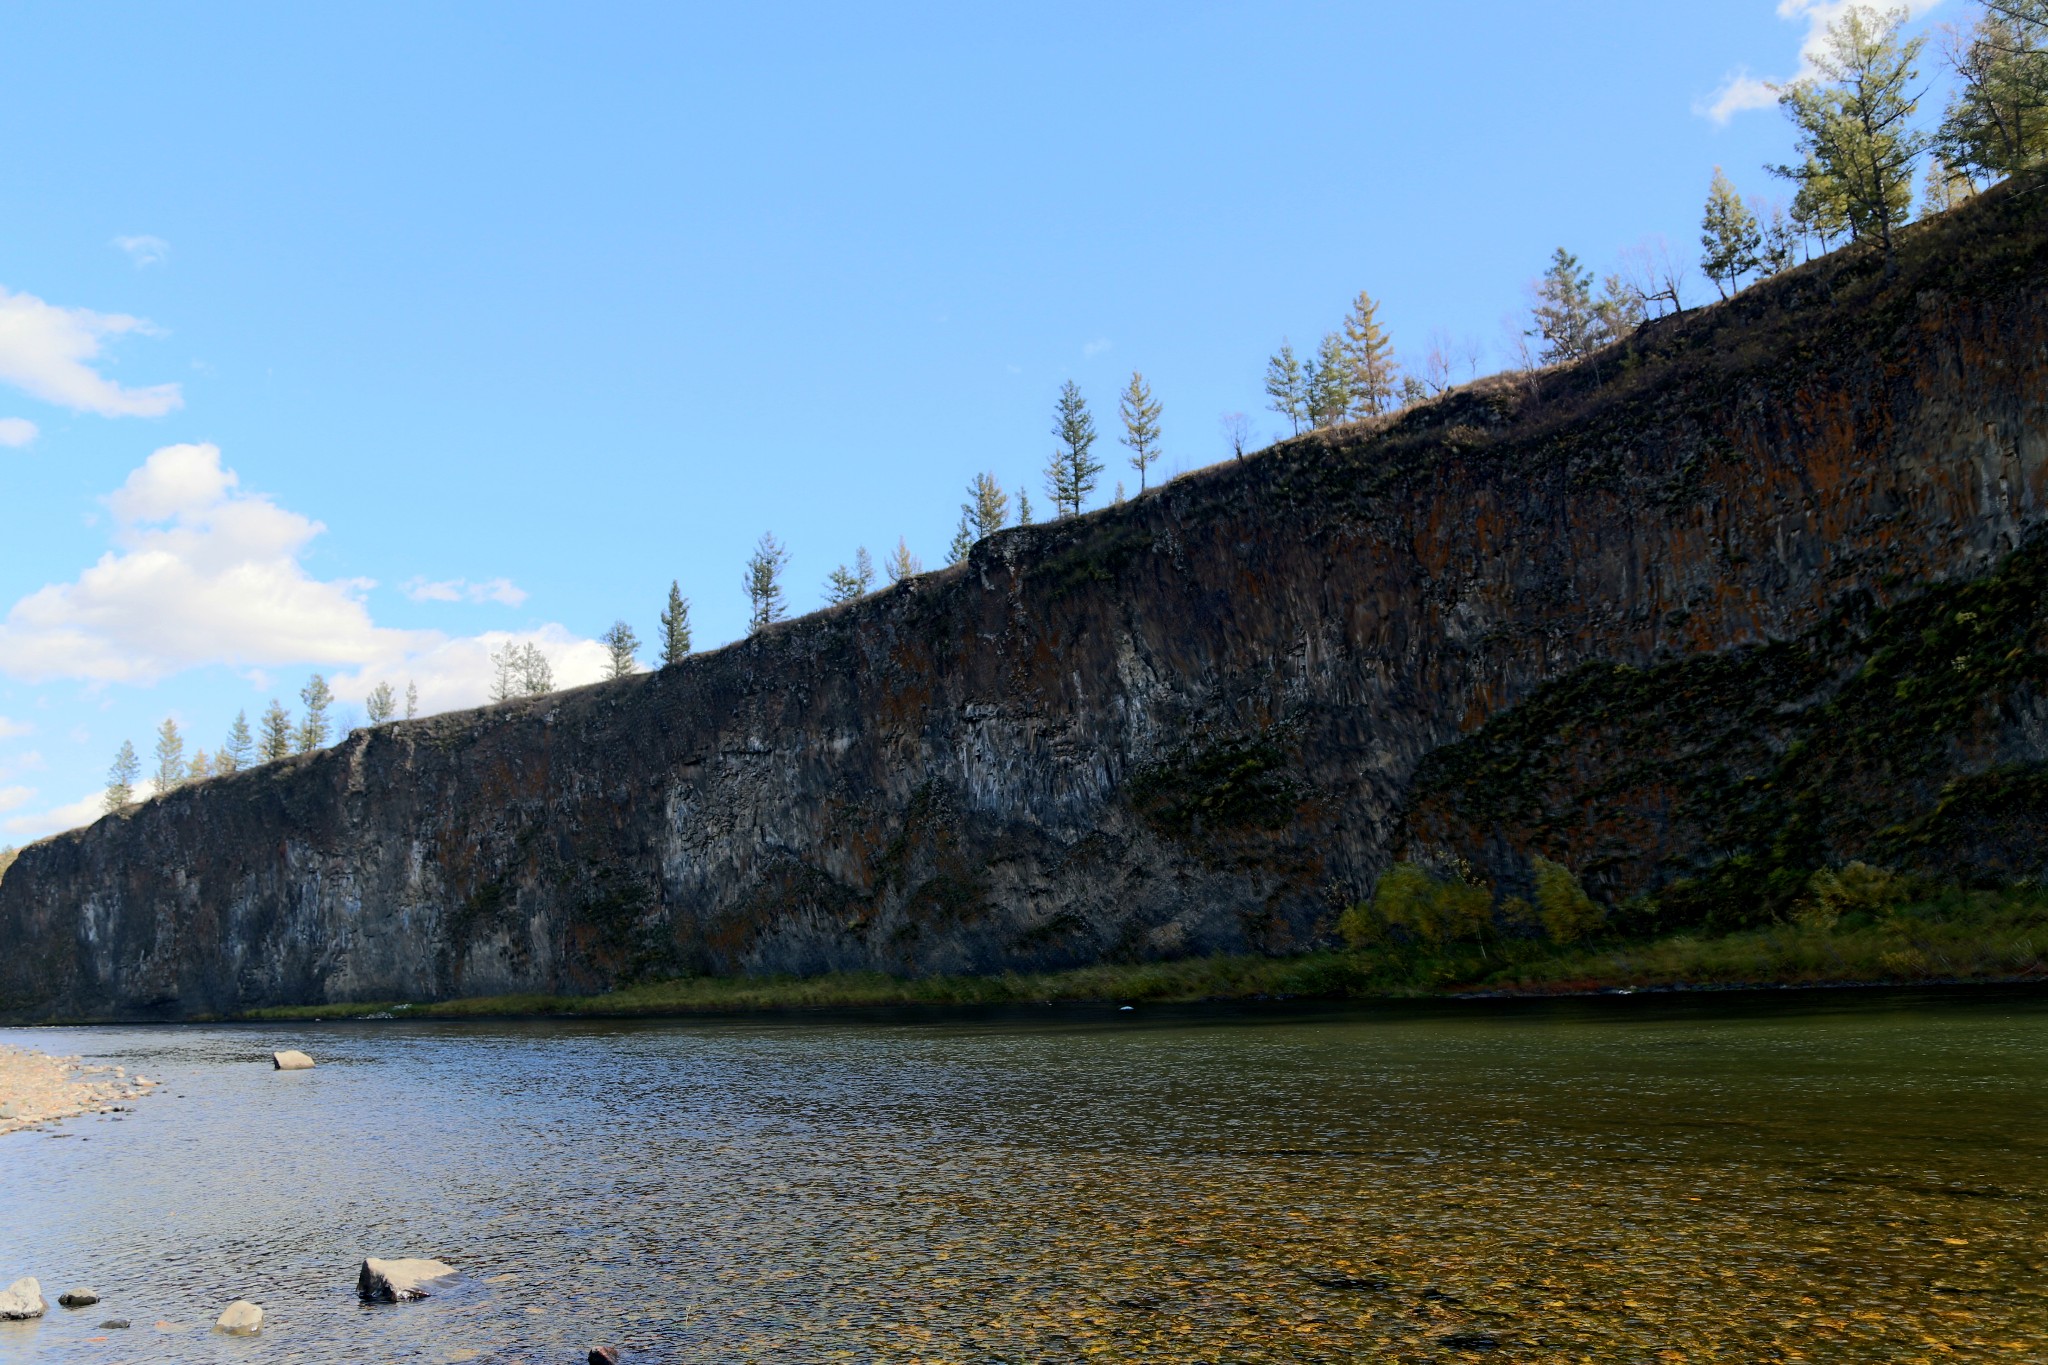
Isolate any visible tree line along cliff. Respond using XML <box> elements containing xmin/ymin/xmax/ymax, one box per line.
<box><xmin>2</xmin><ymin>178</ymin><xmax>2045</xmax><ymax>1021</ymax></box>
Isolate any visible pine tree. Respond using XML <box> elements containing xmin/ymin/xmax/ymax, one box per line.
<box><xmin>1043</xmin><ymin>381</ymin><xmax>1101</xmax><ymax>517</ymax></box>
<box><xmin>744</xmin><ymin>533</ymin><xmax>790</xmax><ymax>631</ymax></box>
<box><xmin>600</xmin><ymin>621</ymin><xmax>640</xmax><ymax>679</ymax></box>
<box><xmin>947</xmin><ymin>515</ymin><xmax>974</xmax><ymax>565</ymax></box>
<box><xmin>885</xmin><ymin>537</ymin><xmax>922</xmax><ymax>583</ymax></box>
<box><xmin>1773</xmin><ymin>6</ymin><xmax>1928</xmax><ymax>264</ymax></box>
<box><xmin>1922</xmin><ymin>156</ymin><xmax>1977</xmax><ymax>213</ymax></box>
<box><xmin>404</xmin><ymin>681</ymin><xmax>419</xmax><ymax>720</ymax></box>
<box><xmin>1305</xmin><ymin>332</ymin><xmax>1353</xmax><ymax>429</ymax></box>
<box><xmin>1700</xmin><ymin>167</ymin><xmax>1763</xmax><ymax>298</ymax></box>
<box><xmin>659</xmin><ymin>581</ymin><xmax>693</xmax><ymax>666</ymax></box>
<box><xmin>1529</xmin><ymin>248</ymin><xmax>1601</xmax><ymax>364</ymax></box>
<box><xmin>1339</xmin><ymin>291</ymin><xmax>1399</xmax><ymax>416</ymax></box>
<box><xmin>1016</xmin><ymin>490</ymin><xmax>1034</xmax><ymax>525</ymax></box>
<box><xmin>220</xmin><ymin>710</ymin><xmax>254</xmax><ymax>774</ymax></box>
<box><xmin>188</xmin><ymin>749</ymin><xmax>211</xmax><ymax>783</ymax></box>
<box><xmin>106</xmin><ymin>740</ymin><xmax>140</xmax><ymax>813</ymax></box>
<box><xmin>365</xmin><ymin>681</ymin><xmax>397</xmax><ymax>725</ymax></box>
<box><xmin>153</xmin><ymin>717</ymin><xmax>185</xmax><ymax>794</ymax></box>
<box><xmin>966</xmin><ymin>472</ymin><xmax>1009</xmax><ymax>538</ymax></box>
<box><xmin>297</xmin><ymin>675</ymin><xmax>333</xmax><ymax>753</ymax></box>
<box><xmin>1937</xmin><ymin>5</ymin><xmax>2048</xmax><ymax>183</ymax></box>
<box><xmin>1117</xmin><ymin>371</ymin><xmax>1163</xmax><ymax>491</ymax></box>
<box><xmin>1593</xmin><ymin>273</ymin><xmax>1646</xmax><ymax>345</ymax></box>
<box><xmin>259</xmin><ymin>700</ymin><xmax>293</xmax><ymax>762</ymax></box>
<box><xmin>1263</xmin><ymin>341</ymin><xmax>1305</xmax><ymax>435</ymax></box>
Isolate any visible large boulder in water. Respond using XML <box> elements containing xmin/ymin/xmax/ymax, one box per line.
<box><xmin>0</xmin><ymin>1278</ymin><xmax>46</xmax><ymax>1320</ymax></box>
<box><xmin>357</xmin><ymin>1258</ymin><xmax>456</xmax><ymax>1302</ymax></box>
<box><xmin>214</xmin><ymin>1301</ymin><xmax>263</xmax><ymax>1335</ymax></box>
<box><xmin>271</xmin><ymin>1050</ymin><xmax>315</xmax><ymax>1070</ymax></box>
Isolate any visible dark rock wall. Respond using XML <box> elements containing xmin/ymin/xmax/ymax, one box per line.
<box><xmin>4</xmin><ymin>183</ymin><xmax>2047</xmax><ymax>1019</ymax></box>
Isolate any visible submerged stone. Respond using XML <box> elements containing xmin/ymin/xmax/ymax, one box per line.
<box><xmin>215</xmin><ymin>1301</ymin><xmax>263</xmax><ymax>1335</ymax></box>
<box><xmin>358</xmin><ymin>1257</ymin><xmax>456</xmax><ymax>1302</ymax></box>
<box><xmin>57</xmin><ymin>1287</ymin><xmax>98</xmax><ymax>1308</ymax></box>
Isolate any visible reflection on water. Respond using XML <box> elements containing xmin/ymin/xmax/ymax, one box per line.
<box><xmin>2</xmin><ymin>988</ymin><xmax>2045</xmax><ymax>1362</ymax></box>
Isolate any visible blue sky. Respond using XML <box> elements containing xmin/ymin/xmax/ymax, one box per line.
<box><xmin>0</xmin><ymin>1</ymin><xmax>1957</xmax><ymax>841</ymax></box>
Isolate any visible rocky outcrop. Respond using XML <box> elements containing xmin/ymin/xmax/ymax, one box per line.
<box><xmin>3</xmin><ymin>181</ymin><xmax>2047</xmax><ymax>1021</ymax></box>
<box><xmin>358</xmin><ymin>1258</ymin><xmax>456</xmax><ymax>1303</ymax></box>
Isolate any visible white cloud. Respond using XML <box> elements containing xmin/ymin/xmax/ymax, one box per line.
<box><xmin>402</xmin><ymin>575</ymin><xmax>529</xmax><ymax>607</ymax></box>
<box><xmin>1082</xmin><ymin>338</ymin><xmax>1112</xmax><ymax>357</ymax></box>
<box><xmin>0</xmin><ymin>442</ymin><xmax>435</xmax><ymax>684</ymax></box>
<box><xmin>2</xmin><ymin>786</ymin><xmax>105</xmax><ymax>842</ymax></box>
<box><xmin>0</xmin><ymin>716</ymin><xmax>29</xmax><ymax>740</ymax></box>
<box><xmin>0</xmin><ymin>418</ymin><xmax>36</xmax><ymax>448</ymax></box>
<box><xmin>0</xmin><ymin>286</ymin><xmax>182</xmax><ymax>416</ymax></box>
<box><xmin>1697</xmin><ymin>0</ymin><xmax>1944</xmax><ymax>125</ymax></box>
<box><xmin>331</xmin><ymin>625</ymin><xmax>610</xmax><ymax>717</ymax></box>
<box><xmin>112</xmin><ymin>235</ymin><xmax>170</xmax><ymax>269</ymax></box>
<box><xmin>0</xmin><ymin>786</ymin><xmax>30</xmax><ymax>814</ymax></box>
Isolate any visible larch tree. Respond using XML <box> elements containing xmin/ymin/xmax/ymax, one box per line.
<box><xmin>1016</xmin><ymin>490</ymin><xmax>1034</xmax><ymax>525</ymax></box>
<box><xmin>1758</xmin><ymin>201</ymin><xmax>1802</xmax><ymax>275</ymax></box>
<box><xmin>1263</xmin><ymin>341</ymin><xmax>1305</xmax><ymax>435</ymax></box>
<box><xmin>1117</xmin><ymin>371</ymin><xmax>1163</xmax><ymax>491</ymax></box>
<box><xmin>947</xmin><ymin>516</ymin><xmax>974</xmax><ymax>566</ymax></box>
<box><xmin>600</xmin><ymin>621</ymin><xmax>640</xmax><ymax>679</ymax></box>
<box><xmin>1219</xmin><ymin>412</ymin><xmax>1250</xmax><ymax>461</ymax></box>
<box><xmin>365</xmin><ymin>681</ymin><xmax>398</xmax><ymax>725</ymax></box>
<box><xmin>1772</xmin><ymin>5</ymin><xmax>1928</xmax><ymax>265</ymax></box>
<box><xmin>105</xmin><ymin>740</ymin><xmax>140</xmax><ymax>813</ymax></box>
<box><xmin>404</xmin><ymin>681</ymin><xmax>419</xmax><ymax>720</ymax></box>
<box><xmin>152</xmin><ymin>718</ymin><xmax>185</xmax><ymax>794</ymax></box>
<box><xmin>966</xmin><ymin>472</ymin><xmax>1009</xmax><ymax>538</ymax></box>
<box><xmin>517</xmin><ymin>643</ymin><xmax>552</xmax><ymax>695</ymax></box>
<box><xmin>659</xmin><ymin>581</ymin><xmax>693</xmax><ymax>665</ymax></box>
<box><xmin>1529</xmin><ymin>248</ymin><xmax>1602</xmax><ymax>364</ymax></box>
<box><xmin>744</xmin><ymin>533</ymin><xmax>790</xmax><ymax>631</ymax></box>
<box><xmin>884</xmin><ymin>537</ymin><xmax>922</xmax><ymax>584</ymax></box>
<box><xmin>1043</xmin><ymin>381</ymin><xmax>1101</xmax><ymax>517</ymax></box>
<box><xmin>1305</xmin><ymin>333</ymin><xmax>1353</xmax><ymax>429</ymax></box>
<box><xmin>297</xmin><ymin>675</ymin><xmax>333</xmax><ymax>753</ymax></box>
<box><xmin>1938</xmin><ymin>4</ymin><xmax>2048</xmax><ymax>183</ymax></box>
<box><xmin>825</xmin><ymin>547</ymin><xmax>875</xmax><ymax>604</ymax></box>
<box><xmin>220</xmin><ymin>710</ymin><xmax>254</xmax><ymax>774</ymax></box>
<box><xmin>1700</xmin><ymin>167</ymin><xmax>1763</xmax><ymax>297</ymax></box>
<box><xmin>1339</xmin><ymin>291</ymin><xmax>1399</xmax><ymax>417</ymax></box>
<box><xmin>259</xmin><ymin>700</ymin><xmax>294</xmax><ymax>762</ymax></box>
<box><xmin>187</xmin><ymin>750</ymin><xmax>211</xmax><ymax>783</ymax></box>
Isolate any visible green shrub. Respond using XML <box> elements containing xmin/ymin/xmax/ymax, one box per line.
<box><xmin>1798</xmin><ymin>860</ymin><xmax>1910</xmax><ymax>928</ymax></box>
<box><xmin>1533</xmin><ymin>856</ymin><xmax>1604</xmax><ymax>943</ymax></box>
<box><xmin>1340</xmin><ymin>861</ymin><xmax>1492</xmax><ymax>948</ymax></box>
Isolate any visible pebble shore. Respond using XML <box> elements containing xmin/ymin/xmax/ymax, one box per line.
<box><xmin>0</xmin><ymin>1045</ymin><xmax>159</xmax><ymax>1135</ymax></box>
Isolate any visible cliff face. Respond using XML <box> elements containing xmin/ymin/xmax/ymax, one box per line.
<box><xmin>5</xmin><ymin>184</ymin><xmax>2047</xmax><ymax>1020</ymax></box>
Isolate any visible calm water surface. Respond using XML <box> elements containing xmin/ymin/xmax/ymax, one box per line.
<box><xmin>2</xmin><ymin>989</ymin><xmax>2045</xmax><ymax>1363</ymax></box>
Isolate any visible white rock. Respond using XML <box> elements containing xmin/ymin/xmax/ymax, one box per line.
<box><xmin>215</xmin><ymin>1300</ymin><xmax>263</xmax><ymax>1335</ymax></box>
<box><xmin>272</xmin><ymin>1050</ymin><xmax>315</xmax><ymax>1070</ymax></box>
<box><xmin>358</xmin><ymin>1257</ymin><xmax>456</xmax><ymax>1302</ymax></box>
<box><xmin>0</xmin><ymin>1277</ymin><xmax>46</xmax><ymax>1320</ymax></box>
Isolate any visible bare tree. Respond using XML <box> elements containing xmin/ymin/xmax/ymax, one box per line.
<box><xmin>1219</xmin><ymin>412</ymin><xmax>1250</xmax><ymax>461</ymax></box>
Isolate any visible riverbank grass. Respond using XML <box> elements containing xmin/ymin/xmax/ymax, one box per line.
<box><xmin>235</xmin><ymin>886</ymin><xmax>2047</xmax><ymax>1020</ymax></box>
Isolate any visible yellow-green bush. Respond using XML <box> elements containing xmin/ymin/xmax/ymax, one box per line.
<box><xmin>1532</xmin><ymin>857</ymin><xmax>1604</xmax><ymax>943</ymax></box>
<box><xmin>1798</xmin><ymin>860</ymin><xmax>1910</xmax><ymax>928</ymax></box>
<box><xmin>1340</xmin><ymin>862</ymin><xmax>1492</xmax><ymax>948</ymax></box>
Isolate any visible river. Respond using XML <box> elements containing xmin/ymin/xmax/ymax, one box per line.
<box><xmin>2</xmin><ymin>987</ymin><xmax>2044</xmax><ymax>1362</ymax></box>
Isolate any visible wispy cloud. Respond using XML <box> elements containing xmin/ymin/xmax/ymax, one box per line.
<box><xmin>1082</xmin><ymin>338</ymin><xmax>1112</xmax><ymax>358</ymax></box>
<box><xmin>0</xmin><ymin>286</ymin><xmax>181</xmax><ymax>416</ymax></box>
<box><xmin>0</xmin><ymin>418</ymin><xmax>36</xmax><ymax>448</ymax></box>
<box><xmin>0</xmin><ymin>717</ymin><xmax>32</xmax><ymax>740</ymax></box>
<box><xmin>111</xmin><ymin>235</ymin><xmax>170</xmax><ymax>269</ymax></box>
<box><xmin>1696</xmin><ymin>0</ymin><xmax>1945</xmax><ymax>125</ymax></box>
<box><xmin>402</xmin><ymin>576</ymin><xmax>529</xmax><ymax>607</ymax></box>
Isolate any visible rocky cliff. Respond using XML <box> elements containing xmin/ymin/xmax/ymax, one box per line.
<box><xmin>4</xmin><ymin>182</ymin><xmax>2047</xmax><ymax>1021</ymax></box>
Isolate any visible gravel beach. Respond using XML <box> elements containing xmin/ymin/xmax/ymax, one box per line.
<box><xmin>0</xmin><ymin>1045</ymin><xmax>158</xmax><ymax>1135</ymax></box>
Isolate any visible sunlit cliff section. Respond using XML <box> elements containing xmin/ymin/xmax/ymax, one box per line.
<box><xmin>3</xmin><ymin>177</ymin><xmax>2046</xmax><ymax>1020</ymax></box>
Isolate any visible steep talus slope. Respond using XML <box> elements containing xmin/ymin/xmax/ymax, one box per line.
<box><xmin>3</xmin><ymin>182</ymin><xmax>2046</xmax><ymax>1020</ymax></box>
